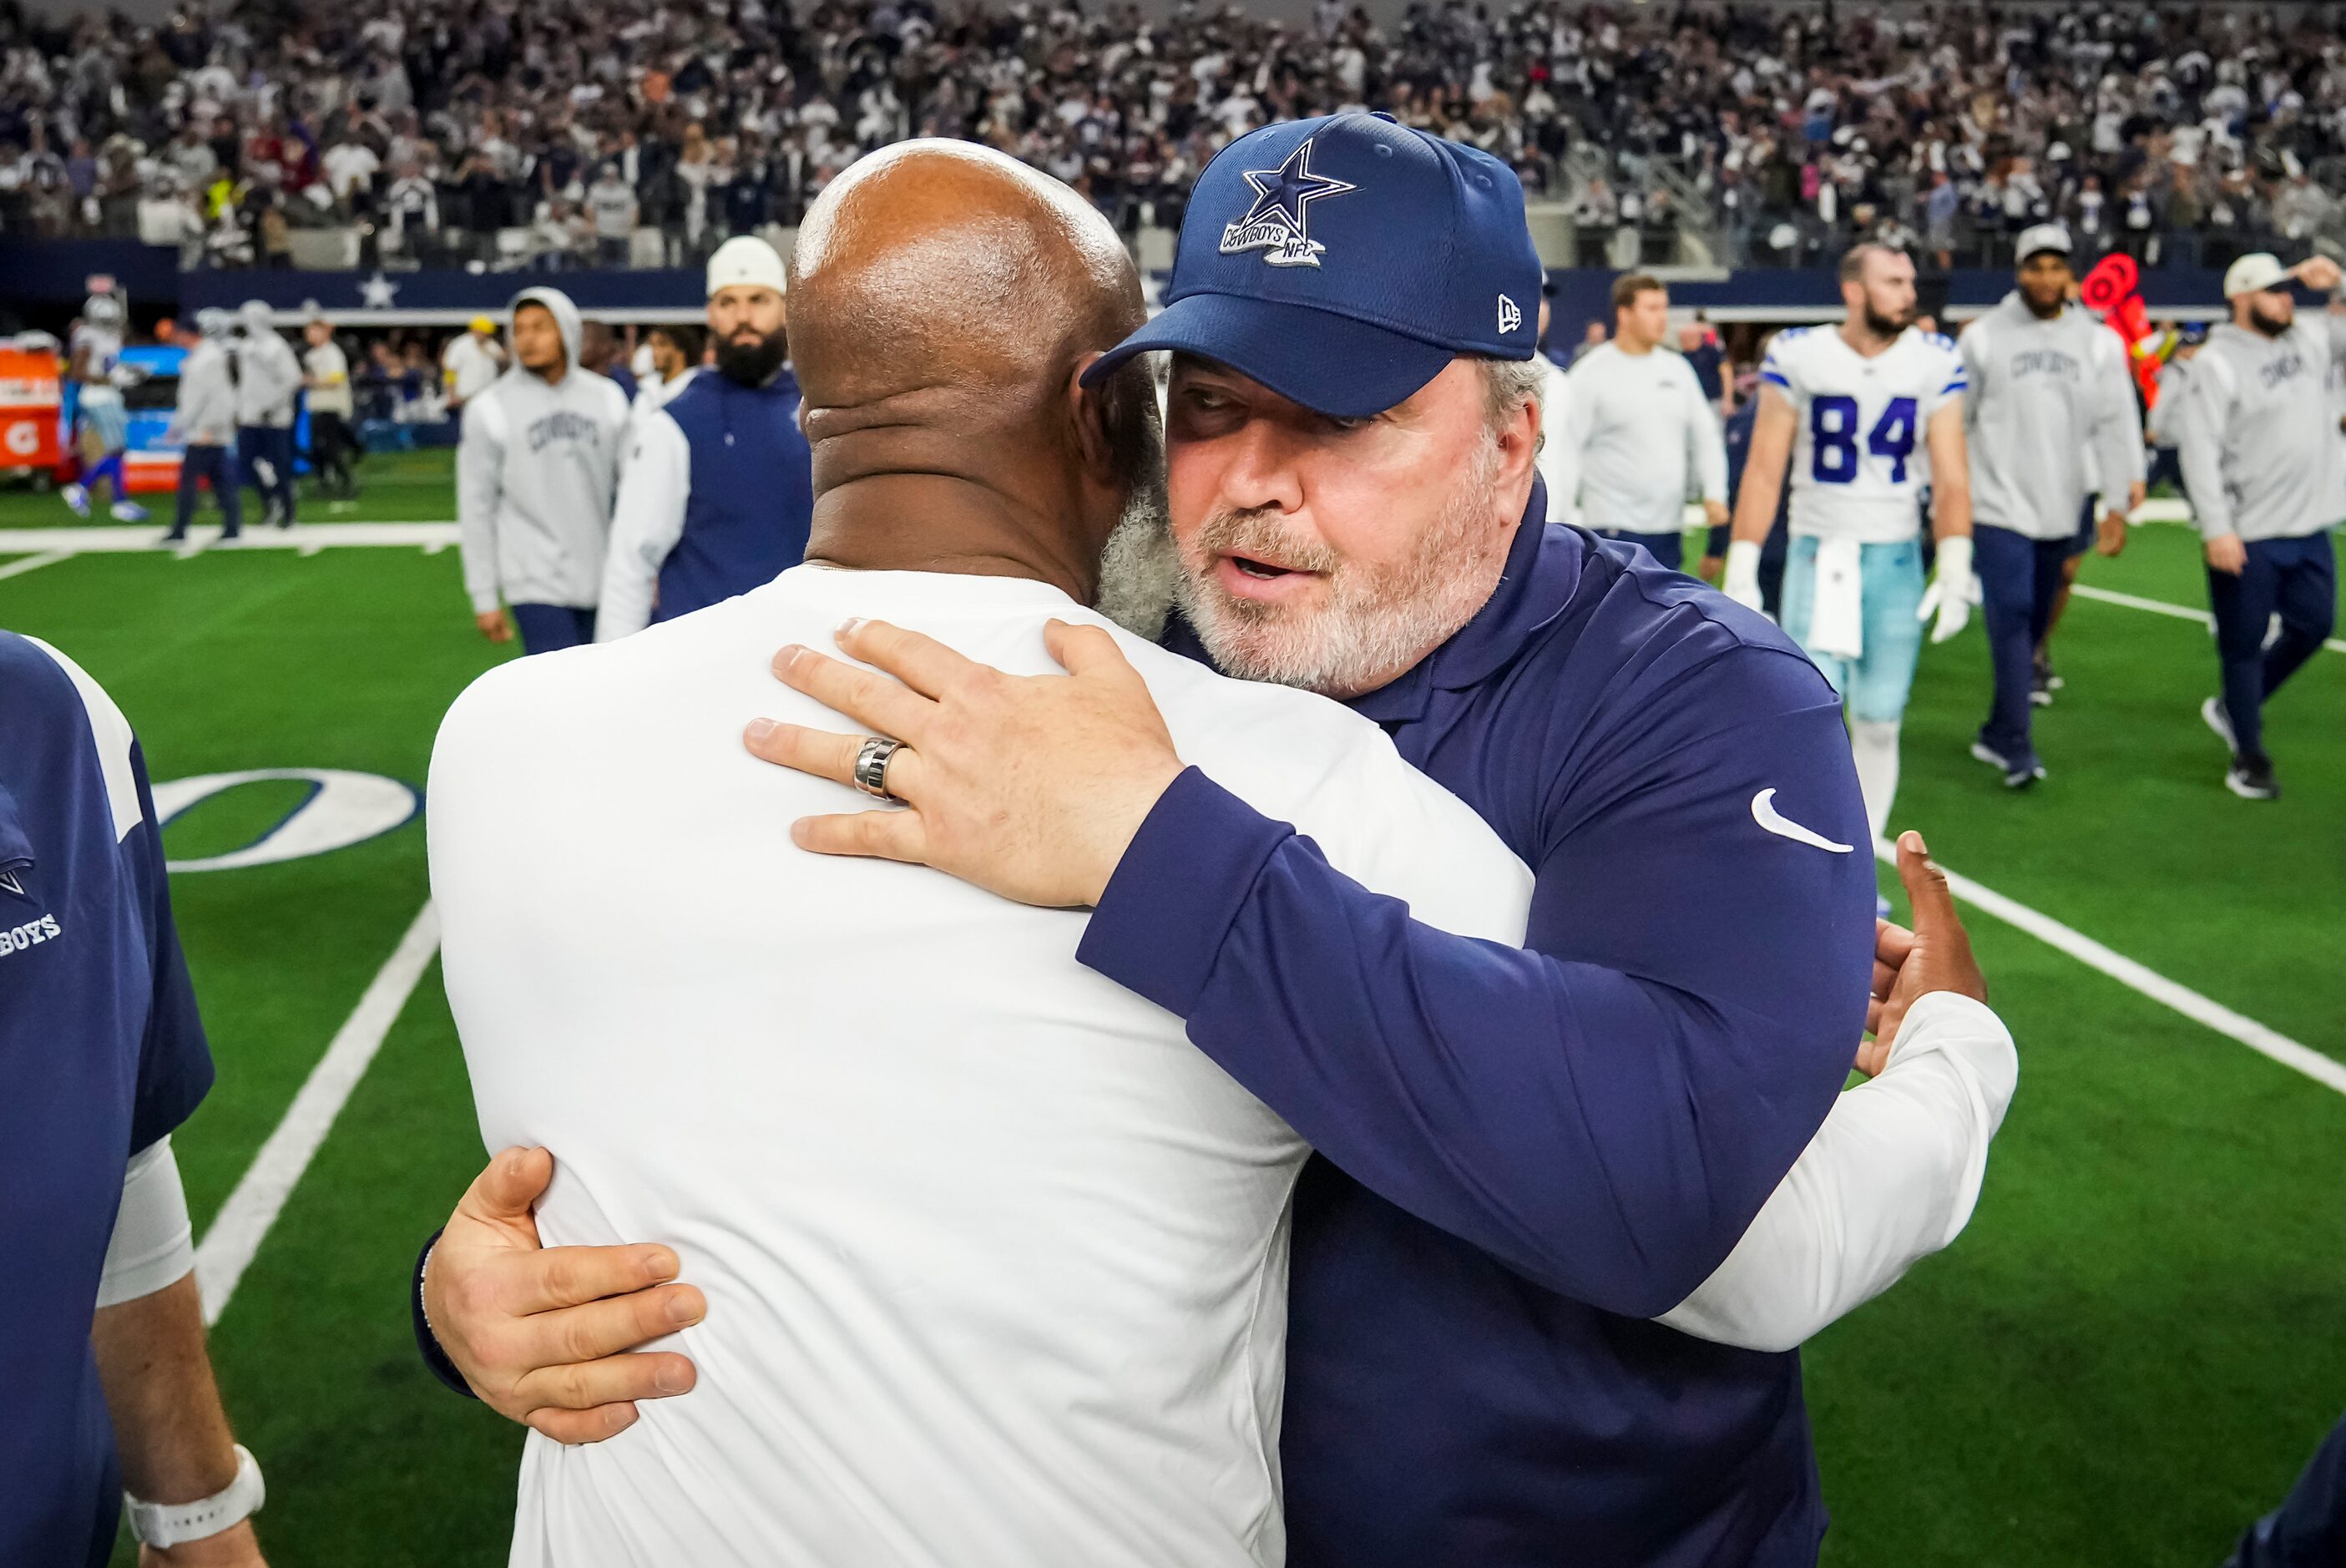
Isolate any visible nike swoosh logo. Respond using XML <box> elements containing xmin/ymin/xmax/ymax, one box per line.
<box><xmin>1751</xmin><ymin>789</ymin><xmax>1853</xmax><ymax>853</ymax></box>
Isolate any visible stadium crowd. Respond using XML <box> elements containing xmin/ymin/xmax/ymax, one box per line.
<box><xmin>5</xmin><ymin>1</ymin><xmax>2346</xmax><ymax>270</ymax></box>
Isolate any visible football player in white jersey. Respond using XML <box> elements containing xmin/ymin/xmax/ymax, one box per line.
<box><xmin>1726</xmin><ymin>244</ymin><xmax>1974</xmax><ymax>851</ymax></box>
<box><xmin>62</xmin><ymin>292</ymin><xmax>149</xmax><ymax>524</ymax></box>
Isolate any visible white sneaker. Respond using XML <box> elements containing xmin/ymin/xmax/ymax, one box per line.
<box><xmin>109</xmin><ymin>501</ymin><xmax>149</xmax><ymax>523</ymax></box>
<box><xmin>1971</xmin><ymin>741</ymin><xmax>2045</xmax><ymax>788</ymax></box>
<box><xmin>62</xmin><ymin>483</ymin><xmax>90</xmax><ymax>517</ymax></box>
<box><xmin>2200</xmin><ymin>696</ymin><xmax>2236</xmax><ymax>755</ymax></box>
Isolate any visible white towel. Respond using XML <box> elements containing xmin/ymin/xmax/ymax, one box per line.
<box><xmin>1808</xmin><ymin>536</ymin><xmax>1866</xmax><ymax>660</ymax></box>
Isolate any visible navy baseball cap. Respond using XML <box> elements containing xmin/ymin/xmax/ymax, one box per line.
<box><xmin>1083</xmin><ymin>113</ymin><xmax>1543</xmax><ymax>419</ymax></box>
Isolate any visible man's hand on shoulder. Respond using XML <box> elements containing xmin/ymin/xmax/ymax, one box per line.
<box><xmin>742</xmin><ymin>617</ymin><xmax>1186</xmax><ymax>908</ymax></box>
<box><xmin>1858</xmin><ymin>832</ymin><xmax>1988</xmax><ymax>1077</ymax></box>
<box><xmin>425</xmin><ymin>1146</ymin><xmax>705</xmax><ymax>1443</ymax></box>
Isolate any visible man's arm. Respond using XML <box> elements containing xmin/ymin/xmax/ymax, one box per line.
<box><xmin>94</xmin><ymin>1272</ymin><xmax>266</xmax><ymax>1567</ymax></box>
<box><xmin>1923</xmin><ymin>399</ymin><xmax>1972</xmax><ymax>544</ymax></box>
<box><xmin>412</xmin><ymin>1147</ymin><xmax>704</xmax><ymax>1441</ymax></box>
<box><xmin>1724</xmin><ymin>383</ymin><xmax>1795</xmax><ymax>611</ymax></box>
<box><xmin>1660</xmin><ymin>833</ymin><xmax>2015</xmax><ymax>1352</ymax></box>
<box><xmin>1914</xmin><ymin>400</ymin><xmax>1976</xmax><ymax>644</ymax></box>
<box><xmin>750</xmin><ymin>621</ymin><xmax>1874</xmax><ymax>1318</ymax></box>
<box><xmin>39</xmin><ymin>640</ymin><xmax>260</xmax><ymax>1562</ymax></box>
<box><xmin>2176</xmin><ymin>355</ymin><xmax>2243</xmax><ymax>573</ymax></box>
<box><xmin>1686</xmin><ymin>363</ymin><xmax>1729</xmax><ymax>522</ymax></box>
<box><xmin>1729</xmin><ymin>383</ymin><xmax>1795</xmax><ymax>547</ymax></box>
<box><xmin>594</xmin><ymin>409</ymin><xmax>690</xmax><ymax>642</ymax></box>
<box><xmin>2090</xmin><ymin>336</ymin><xmax>2148</xmax><ymax>553</ymax></box>
<box><xmin>2293</xmin><ymin>255</ymin><xmax>2345</xmax><ymax>343</ymax></box>
<box><xmin>454</xmin><ymin>395</ymin><xmax>512</xmax><ymax>637</ymax></box>
<box><xmin>1958</xmin><ymin>320</ymin><xmax>1987</xmax><ymax>438</ymax></box>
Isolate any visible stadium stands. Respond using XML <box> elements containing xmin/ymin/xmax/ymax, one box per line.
<box><xmin>5</xmin><ymin>0</ymin><xmax>2346</xmax><ymax>275</ymax></box>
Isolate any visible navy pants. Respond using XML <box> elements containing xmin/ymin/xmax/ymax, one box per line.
<box><xmin>2207</xmin><ymin>532</ymin><xmax>2336</xmax><ymax>765</ymax></box>
<box><xmin>509</xmin><ymin>604</ymin><xmax>597</xmax><ymax>655</ymax></box>
<box><xmin>1974</xmin><ymin>524</ymin><xmax>2073</xmax><ymax>770</ymax></box>
<box><xmin>1594</xmin><ymin>528</ymin><xmax>1684</xmax><ymax>572</ymax></box>
<box><xmin>237</xmin><ymin>425</ymin><xmax>296</xmax><ymax>525</ymax></box>
<box><xmin>2231</xmin><ymin>1408</ymin><xmax>2346</xmax><ymax>1567</ymax></box>
<box><xmin>169</xmin><ymin>443</ymin><xmax>243</xmax><ymax>539</ymax></box>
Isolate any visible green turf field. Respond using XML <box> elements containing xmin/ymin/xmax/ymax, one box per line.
<box><xmin>0</xmin><ymin>447</ymin><xmax>464</xmax><ymax>529</ymax></box>
<box><xmin>3</xmin><ymin>452</ymin><xmax>2340</xmax><ymax>1566</ymax></box>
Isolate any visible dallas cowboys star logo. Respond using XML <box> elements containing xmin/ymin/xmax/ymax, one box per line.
<box><xmin>357</xmin><ymin>271</ymin><xmax>400</xmax><ymax>309</ymax></box>
<box><xmin>1219</xmin><ymin>138</ymin><xmax>1358</xmax><ymax>269</ymax></box>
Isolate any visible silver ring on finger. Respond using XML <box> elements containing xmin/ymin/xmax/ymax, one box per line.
<box><xmin>851</xmin><ymin>736</ymin><xmax>907</xmax><ymax>802</ymax></box>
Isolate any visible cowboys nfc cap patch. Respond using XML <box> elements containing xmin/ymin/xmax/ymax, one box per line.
<box><xmin>1083</xmin><ymin>112</ymin><xmax>1545</xmax><ymax>419</ymax></box>
<box><xmin>1218</xmin><ymin>138</ymin><xmax>1358</xmax><ymax>269</ymax></box>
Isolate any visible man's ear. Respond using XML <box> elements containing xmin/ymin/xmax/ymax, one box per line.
<box><xmin>1066</xmin><ymin>351</ymin><xmax>1120</xmax><ymax>485</ymax></box>
<box><xmin>1492</xmin><ymin>381</ymin><xmax>1541</xmax><ymax>498</ymax></box>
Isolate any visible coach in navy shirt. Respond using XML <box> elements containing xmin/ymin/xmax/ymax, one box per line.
<box><xmin>1</xmin><ymin>631</ymin><xmax>267</xmax><ymax>1567</ymax></box>
<box><xmin>747</xmin><ymin>117</ymin><xmax>1875</xmax><ymax>1564</ymax></box>
<box><xmin>417</xmin><ymin>114</ymin><xmax>1874</xmax><ymax>1565</ymax></box>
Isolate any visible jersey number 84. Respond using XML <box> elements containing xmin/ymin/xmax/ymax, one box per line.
<box><xmin>1809</xmin><ymin>396</ymin><xmax>1919</xmax><ymax>485</ymax></box>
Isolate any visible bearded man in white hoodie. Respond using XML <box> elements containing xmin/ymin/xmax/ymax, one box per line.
<box><xmin>456</xmin><ymin>287</ymin><xmax>631</xmax><ymax>653</ymax></box>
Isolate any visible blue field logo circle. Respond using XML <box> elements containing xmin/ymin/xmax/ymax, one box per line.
<box><xmin>150</xmin><ymin>768</ymin><xmax>420</xmax><ymax>873</ymax></box>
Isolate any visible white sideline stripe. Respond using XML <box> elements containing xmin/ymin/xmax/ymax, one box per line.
<box><xmin>195</xmin><ymin>901</ymin><xmax>442</xmax><ymax>1326</ymax></box>
<box><xmin>0</xmin><ymin>522</ymin><xmax>458</xmax><ymax>554</ymax></box>
<box><xmin>1878</xmin><ymin>840</ymin><xmax>2346</xmax><ymax>1100</ymax></box>
<box><xmin>2071</xmin><ymin>582</ymin><xmax>2346</xmax><ymax>655</ymax></box>
<box><xmin>0</xmin><ymin>549</ymin><xmax>72</xmax><ymax>581</ymax></box>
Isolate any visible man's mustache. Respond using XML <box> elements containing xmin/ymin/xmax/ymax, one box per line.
<box><xmin>1193</xmin><ymin>507</ymin><xmax>1341</xmax><ymax>577</ymax></box>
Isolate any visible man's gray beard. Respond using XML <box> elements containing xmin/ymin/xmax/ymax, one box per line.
<box><xmin>1170</xmin><ymin>435</ymin><xmax>1507</xmax><ymax>697</ymax></box>
<box><xmin>1093</xmin><ymin>464</ymin><xmax>1181</xmax><ymax>641</ymax></box>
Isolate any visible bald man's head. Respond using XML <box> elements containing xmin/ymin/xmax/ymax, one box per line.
<box><xmin>788</xmin><ymin>140</ymin><xmax>1157</xmax><ymax>508</ymax></box>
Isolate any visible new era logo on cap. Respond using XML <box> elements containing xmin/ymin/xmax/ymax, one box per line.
<box><xmin>1084</xmin><ymin>112</ymin><xmax>1544</xmax><ymax>420</ymax></box>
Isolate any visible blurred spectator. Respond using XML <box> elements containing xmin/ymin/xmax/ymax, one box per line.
<box><xmin>441</xmin><ymin>316</ymin><xmax>505</xmax><ymax>414</ymax></box>
<box><xmin>3</xmin><ymin>0</ymin><xmax>2344</xmax><ymax>272</ymax></box>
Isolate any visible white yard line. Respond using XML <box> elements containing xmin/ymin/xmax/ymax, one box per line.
<box><xmin>194</xmin><ymin>902</ymin><xmax>441</xmax><ymax>1326</ymax></box>
<box><xmin>2070</xmin><ymin>582</ymin><xmax>2346</xmax><ymax>655</ymax></box>
<box><xmin>1878</xmin><ymin>841</ymin><xmax>2346</xmax><ymax>1100</ymax></box>
<box><xmin>0</xmin><ymin>549</ymin><xmax>72</xmax><ymax>581</ymax></box>
<box><xmin>0</xmin><ymin>522</ymin><xmax>458</xmax><ymax>554</ymax></box>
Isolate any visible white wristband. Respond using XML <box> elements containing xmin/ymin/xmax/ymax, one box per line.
<box><xmin>125</xmin><ymin>1444</ymin><xmax>265</xmax><ymax>1549</ymax></box>
<box><xmin>1933</xmin><ymin>534</ymin><xmax>1974</xmax><ymax>591</ymax></box>
<box><xmin>1723</xmin><ymin>539</ymin><xmax>1762</xmax><ymax>601</ymax></box>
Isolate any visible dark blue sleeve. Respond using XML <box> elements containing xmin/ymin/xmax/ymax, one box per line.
<box><xmin>124</xmin><ymin>738</ymin><xmax>214</xmax><ymax>1154</ymax></box>
<box><xmin>1077</xmin><ymin>645</ymin><xmax>1873</xmax><ymax>1318</ymax></box>
<box><xmin>412</xmin><ymin>1229</ymin><xmax>480</xmax><ymax>1399</ymax></box>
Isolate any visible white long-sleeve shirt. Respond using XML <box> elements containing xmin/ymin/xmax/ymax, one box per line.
<box><xmin>629</xmin><ymin>365</ymin><xmax>696</xmax><ymax>426</ymax></box>
<box><xmin>1659</xmin><ymin>989</ymin><xmax>2017</xmax><ymax>1352</ymax></box>
<box><xmin>595</xmin><ymin>402</ymin><xmax>691</xmax><ymax>640</ymax></box>
<box><xmin>1534</xmin><ymin>355</ymin><xmax>1577</xmax><ymax>521</ymax></box>
<box><xmin>1555</xmin><ymin>341</ymin><xmax>1730</xmax><ymax>534</ymax></box>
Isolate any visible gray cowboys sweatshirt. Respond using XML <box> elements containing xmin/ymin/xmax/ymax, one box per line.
<box><xmin>1960</xmin><ymin>295</ymin><xmax>2146</xmax><ymax>539</ymax></box>
<box><xmin>457</xmin><ymin>286</ymin><xmax>631</xmax><ymax>615</ymax></box>
<box><xmin>2177</xmin><ymin>314</ymin><xmax>2346</xmax><ymax>543</ymax></box>
<box><xmin>172</xmin><ymin>336</ymin><xmax>240</xmax><ymax>447</ymax></box>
